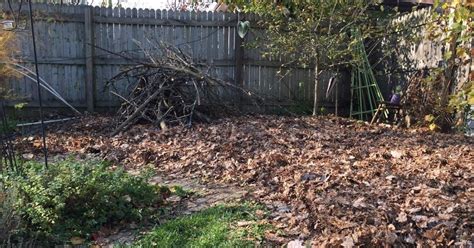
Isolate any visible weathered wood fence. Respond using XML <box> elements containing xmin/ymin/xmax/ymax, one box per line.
<box><xmin>377</xmin><ymin>8</ymin><xmax>472</xmax><ymax>95</ymax></box>
<box><xmin>5</xmin><ymin>4</ymin><xmax>469</xmax><ymax>115</ymax></box>
<box><xmin>3</xmin><ymin>3</ymin><xmax>327</xmax><ymax>112</ymax></box>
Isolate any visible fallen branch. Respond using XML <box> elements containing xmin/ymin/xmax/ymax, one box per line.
<box><xmin>111</xmin><ymin>87</ymin><xmax>161</xmax><ymax>136</ymax></box>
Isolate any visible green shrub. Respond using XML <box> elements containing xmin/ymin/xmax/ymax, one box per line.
<box><xmin>1</xmin><ymin>186</ymin><xmax>19</xmax><ymax>244</ymax></box>
<box><xmin>1</xmin><ymin>159</ymin><xmax>164</xmax><ymax>245</ymax></box>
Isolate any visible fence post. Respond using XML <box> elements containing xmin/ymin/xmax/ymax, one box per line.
<box><xmin>235</xmin><ymin>25</ymin><xmax>244</xmax><ymax>106</ymax></box>
<box><xmin>84</xmin><ymin>6</ymin><xmax>95</xmax><ymax>112</ymax></box>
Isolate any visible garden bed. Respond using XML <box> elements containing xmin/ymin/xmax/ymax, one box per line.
<box><xmin>17</xmin><ymin>115</ymin><xmax>474</xmax><ymax>247</ymax></box>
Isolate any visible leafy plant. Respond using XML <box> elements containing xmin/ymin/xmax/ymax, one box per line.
<box><xmin>0</xmin><ymin>118</ymin><xmax>18</xmax><ymax>134</ymax></box>
<box><xmin>401</xmin><ymin>1</ymin><xmax>473</xmax><ymax>131</ymax></box>
<box><xmin>1</xmin><ymin>179</ymin><xmax>41</xmax><ymax>247</ymax></box>
<box><xmin>428</xmin><ymin>1</ymin><xmax>472</xmax><ymax>131</ymax></box>
<box><xmin>224</xmin><ymin>0</ymin><xmax>401</xmax><ymax>115</ymax></box>
<box><xmin>0</xmin><ymin>186</ymin><xmax>19</xmax><ymax>244</ymax></box>
<box><xmin>1</xmin><ymin>159</ymin><xmax>165</xmax><ymax>245</ymax></box>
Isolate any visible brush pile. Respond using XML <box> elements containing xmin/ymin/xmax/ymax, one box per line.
<box><xmin>107</xmin><ymin>43</ymin><xmax>252</xmax><ymax>135</ymax></box>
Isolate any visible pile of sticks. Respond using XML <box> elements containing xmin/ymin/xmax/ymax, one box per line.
<box><xmin>107</xmin><ymin>42</ymin><xmax>251</xmax><ymax>135</ymax></box>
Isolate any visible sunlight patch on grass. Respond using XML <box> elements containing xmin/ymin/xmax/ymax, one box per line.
<box><xmin>132</xmin><ymin>203</ymin><xmax>271</xmax><ymax>248</ymax></box>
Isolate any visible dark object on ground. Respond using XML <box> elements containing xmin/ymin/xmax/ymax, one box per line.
<box><xmin>390</xmin><ymin>93</ymin><xmax>401</xmax><ymax>105</ymax></box>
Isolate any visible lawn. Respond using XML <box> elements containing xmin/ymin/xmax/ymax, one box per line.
<box><xmin>133</xmin><ymin>204</ymin><xmax>270</xmax><ymax>248</ymax></box>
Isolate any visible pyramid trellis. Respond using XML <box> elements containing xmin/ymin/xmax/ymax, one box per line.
<box><xmin>350</xmin><ymin>30</ymin><xmax>387</xmax><ymax>121</ymax></box>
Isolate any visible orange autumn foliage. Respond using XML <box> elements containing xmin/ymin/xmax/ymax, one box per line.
<box><xmin>0</xmin><ymin>28</ymin><xmax>17</xmax><ymax>99</ymax></box>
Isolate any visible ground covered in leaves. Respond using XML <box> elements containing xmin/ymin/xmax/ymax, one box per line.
<box><xmin>17</xmin><ymin>115</ymin><xmax>473</xmax><ymax>247</ymax></box>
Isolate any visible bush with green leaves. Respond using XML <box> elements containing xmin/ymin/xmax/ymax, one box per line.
<box><xmin>0</xmin><ymin>159</ymin><xmax>164</xmax><ymax>245</ymax></box>
<box><xmin>1</xmin><ymin>186</ymin><xmax>20</xmax><ymax>245</ymax></box>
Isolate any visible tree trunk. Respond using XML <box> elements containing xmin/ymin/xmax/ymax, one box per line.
<box><xmin>438</xmin><ymin>28</ymin><xmax>460</xmax><ymax>131</ymax></box>
<box><xmin>312</xmin><ymin>57</ymin><xmax>319</xmax><ymax>116</ymax></box>
<box><xmin>335</xmin><ymin>78</ymin><xmax>339</xmax><ymax>117</ymax></box>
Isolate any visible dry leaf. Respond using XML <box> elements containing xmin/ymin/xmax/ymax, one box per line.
<box><xmin>390</xmin><ymin>150</ymin><xmax>403</xmax><ymax>159</ymax></box>
<box><xmin>412</xmin><ymin>215</ymin><xmax>429</xmax><ymax>228</ymax></box>
<box><xmin>237</xmin><ymin>221</ymin><xmax>254</xmax><ymax>227</ymax></box>
<box><xmin>287</xmin><ymin>239</ymin><xmax>305</xmax><ymax>248</ymax></box>
<box><xmin>341</xmin><ymin>236</ymin><xmax>355</xmax><ymax>248</ymax></box>
<box><xmin>397</xmin><ymin>212</ymin><xmax>408</xmax><ymax>223</ymax></box>
<box><xmin>352</xmin><ymin>197</ymin><xmax>367</xmax><ymax>208</ymax></box>
<box><xmin>22</xmin><ymin>153</ymin><xmax>34</xmax><ymax>160</ymax></box>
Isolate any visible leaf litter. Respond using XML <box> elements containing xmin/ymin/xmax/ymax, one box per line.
<box><xmin>16</xmin><ymin>115</ymin><xmax>473</xmax><ymax>247</ymax></box>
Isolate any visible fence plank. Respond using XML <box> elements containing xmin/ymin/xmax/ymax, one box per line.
<box><xmin>84</xmin><ymin>6</ymin><xmax>95</xmax><ymax>112</ymax></box>
<box><xmin>198</xmin><ymin>11</ymin><xmax>207</xmax><ymax>60</ymax></box>
<box><xmin>235</xmin><ymin>17</ymin><xmax>244</xmax><ymax>99</ymax></box>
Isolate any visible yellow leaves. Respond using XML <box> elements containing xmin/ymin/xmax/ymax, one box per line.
<box><xmin>429</xmin><ymin>123</ymin><xmax>439</xmax><ymax>132</ymax></box>
<box><xmin>449</xmin><ymin>80</ymin><xmax>474</xmax><ymax>111</ymax></box>
<box><xmin>424</xmin><ymin>114</ymin><xmax>435</xmax><ymax>123</ymax></box>
<box><xmin>463</xmin><ymin>81</ymin><xmax>474</xmax><ymax>105</ymax></box>
<box><xmin>443</xmin><ymin>51</ymin><xmax>453</xmax><ymax>61</ymax></box>
<box><xmin>456</xmin><ymin>47</ymin><xmax>468</xmax><ymax>59</ymax></box>
<box><xmin>424</xmin><ymin>115</ymin><xmax>440</xmax><ymax>131</ymax></box>
<box><xmin>0</xmin><ymin>30</ymin><xmax>14</xmax><ymax>56</ymax></box>
<box><xmin>0</xmin><ymin>29</ymin><xmax>16</xmax><ymax>83</ymax></box>
<box><xmin>468</xmin><ymin>93</ymin><xmax>474</xmax><ymax>105</ymax></box>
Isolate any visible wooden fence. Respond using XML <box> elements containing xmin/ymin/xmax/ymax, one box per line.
<box><xmin>378</xmin><ymin>8</ymin><xmax>472</xmax><ymax>95</ymax></box>
<box><xmin>2</xmin><ymin>3</ymin><xmax>329</xmax><ymax>112</ymax></box>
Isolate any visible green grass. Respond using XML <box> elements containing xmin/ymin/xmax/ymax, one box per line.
<box><xmin>132</xmin><ymin>203</ymin><xmax>271</xmax><ymax>248</ymax></box>
<box><xmin>170</xmin><ymin>185</ymin><xmax>194</xmax><ymax>198</ymax></box>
